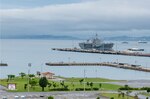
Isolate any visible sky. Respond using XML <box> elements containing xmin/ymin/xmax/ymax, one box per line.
<box><xmin>0</xmin><ymin>0</ymin><xmax>150</xmax><ymax>37</ymax></box>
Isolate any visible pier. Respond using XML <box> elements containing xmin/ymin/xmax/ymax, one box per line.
<box><xmin>46</xmin><ymin>62</ymin><xmax>150</xmax><ymax>73</ymax></box>
<box><xmin>0</xmin><ymin>63</ymin><xmax>8</xmax><ymax>66</ymax></box>
<box><xmin>52</xmin><ymin>48</ymin><xmax>150</xmax><ymax>57</ymax></box>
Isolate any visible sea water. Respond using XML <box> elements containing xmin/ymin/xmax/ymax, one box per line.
<box><xmin>0</xmin><ymin>39</ymin><xmax>150</xmax><ymax>80</ymax></box>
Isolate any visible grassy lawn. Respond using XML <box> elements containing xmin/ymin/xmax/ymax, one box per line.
<box><xmin>0</xmin><ymin>77</ymin><xmax>122</xmax><ymax>92</ymax></box>
<box><xmin>101</xmin><ymin>93</ymin><xmax>134</xmax><ymax>99</ymax></box>
<box><xmin>63</xmin><ymin>77</ymin><xmax>122</xmax><ymax>82</ymax></box>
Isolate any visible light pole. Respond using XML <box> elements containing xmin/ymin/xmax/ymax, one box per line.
<box><xmin>84</xmin><ymin>69</ymin><xmax>86</xmax><ymax>96</ymax></box>
<box><xmin>28</xmin><ymin>63</ymin><xmax>31</xmax><ymax>92</ymax></box>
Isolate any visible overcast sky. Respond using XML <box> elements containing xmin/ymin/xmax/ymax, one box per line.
<box><xmin>0</xmin><ymin>0</ymin><xmax>150</xmax><ymax>37</ymax></box>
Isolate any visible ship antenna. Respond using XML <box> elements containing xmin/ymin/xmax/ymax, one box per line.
<box><xmin>95</xmin><ymin>33</ymin><xmax>98</xmax><ymax>38</ymax></box>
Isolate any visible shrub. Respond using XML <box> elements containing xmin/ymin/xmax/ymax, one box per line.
<box><xmin>48</xmin><ymin>96</ymin><xmax>54</xmax><ymax>99</ymax></box>
<box><xmin>110</xmin><ymin>97</ymin><xmax>114</xmax><ymax>99</ymax></box>
<box><xmin>93</xmin><ymin>87</ymin><xmax>99</xmax><ymax>91</ymax></box>
<box><xmin>96</xmin><ymin>97</ymin><xmax>100</xmax><ymax>99</ymax></box>
<box><xmin>75</xmin><ymin>88</ymin><xmax>84</xmax><ymax>91</ymax></box>
<box><xmin>50</xmin><ymin>88</ymin><xmax>69</xmax><ymax>91</ymax></box>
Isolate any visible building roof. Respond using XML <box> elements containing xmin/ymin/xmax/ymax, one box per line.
<box><xmin>42</xmin><ymin>72</ymin><xmax>55</xmax><ymax>75</ymax></box>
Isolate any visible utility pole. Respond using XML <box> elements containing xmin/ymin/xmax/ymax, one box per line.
<box><xmin>28</xmin><ymin>63</ymin><xmax>31</xmax><ymax>92</ymax></box>
<box><xmin>84</xmin><ymin>69</ymin><xmax>86</xmax><ymax>96</ymax></box>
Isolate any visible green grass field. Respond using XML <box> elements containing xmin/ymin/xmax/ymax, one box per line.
<box><xmin>63</xmin><ymin>77</ymin><xmax>122</xmax><ymax>82</ymax></box>
<box><xmin>0</xmin><ymin>76</ymin><xmax>122</xmax><ymax>92</ymax></box>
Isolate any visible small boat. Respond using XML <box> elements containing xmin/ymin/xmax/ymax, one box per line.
<box><xmin>138</xmin><ymin>41</ymin><xmax>147</xmax><ymax>44</ymax></box>
<box><xmin>127</xmin><ymin>48</ymin><xmax>144</xmax><ymax>51</ymax></box>
<box><xmin>0</xmin><ymin>63</ymin><xmax>8</xmax><ymax>66</ymax></box>
<box><xmin>122</xmin><ymin>41</ymin><xmax>128</xmax><ymax>44</ymax></box>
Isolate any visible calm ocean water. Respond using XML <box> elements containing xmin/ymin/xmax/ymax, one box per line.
<box><xmin>0</xmin><ymin>39</ymin><xmax>150</xmax><ymax>80</ymax></box>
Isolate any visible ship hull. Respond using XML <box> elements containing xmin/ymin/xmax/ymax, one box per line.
<box><xmin>79</xmin><ymin>43</ymin><xmax>114</xmax><ymax>51</ymax></box>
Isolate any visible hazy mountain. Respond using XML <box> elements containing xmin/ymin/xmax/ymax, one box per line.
<box><xmin>1</xmin><ymin>35</ymin><xmax>80</xmax><ymax>40</ymax></box>
<box><xmin>104</xmin><ymin>36</ymin><xmax>150</xmax><ymax>41</ymax></box>
<box><xmin>1</xmin><ymin>35</ymin><xmax>150</xmax><ymax>41</ymax></box>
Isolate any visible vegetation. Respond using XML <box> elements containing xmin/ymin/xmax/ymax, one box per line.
<box><xmin>19</xmin><ymin>72</ymin><xmax>26</xmax><ymax>79</ymax></box>
<box><xmin>64</xmin><ymin>77</ymin><xmax>121</xmax><ymax>82</ymax></box>
<box><xmin>7</xmin><ymin>75</ymin><xmax>15</xmax><ymax>81</ymax></box>
<box><xmin>39</xmin><ymin>77</ymin><xmax>48</xmax><ymax>91</ymax></box>
<box><xmin>119</xmin><ymin>85</ymin><xmax>150</xmax><ymax>91</ymax></box>
<box><xmin>0</xmin><ymin>76</ymin><xmax>123</xmax><ymax>92</ymax></box>
<box><xmin>48</xmin><ymin>96</ymin><xmax>54</xmax><ymax>99</ymax></box>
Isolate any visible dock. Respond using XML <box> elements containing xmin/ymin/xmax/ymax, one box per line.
<box><xmin>52</xmin><ymin>48</ymin><xmax>150</xmax><ymax>57</ymax></box>
<box><xmin>0</xmin><ymin>63</ymin><xmax>8</xmax><ymax>66</ymax></box>
<box><xmin>46</xmin><ymin>62</ymin><xmax>150</xmax><ymax>73</ymax></box>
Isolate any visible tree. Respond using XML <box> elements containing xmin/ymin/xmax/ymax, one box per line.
<box><xmin>19</xmin><ymin>72</ymin><xmax>26</xmax><ymax>79</ymax></box>
<box><xmin>53</xmin><ymin>83</ymin><xmax>57</xmax><ymax>89</ymax></box>
<box><xmin>147</xmin><ymin>88</ymin><xmax>150</xmax><ymax>93</ymax></box>
<box><xmin>79</xmin><ymin>79</ymin><xmax>84</xmax><ymax>85</ymax></box>
<box><xmin>60</xmin><ymin>81</ymin><xmax>65</xmax><ymax>87</ymax></box>
<box><xmin>87</xmin><ymin>82</ymin><xmax>90</xmax><ymax>87</ymax></box>
<box><xmin>99</xmin><ymin>83</ymin><xmax>102</xmax><ymax>90</ymax></box>
<box><xmin>90</xmin><ymin>82</ymin><xmax>93</xmax><ymax>90</ymax></box>
<box><xmin>24</xmin><ymin>84</ymin><xmax>27</xmax><ymax>90</ymax></box>
<box><xmin>29</xmin><ymin>79</ymin><xmax>37</xmax><ymax>90</ymax></box>
<box><xmin>7</xmin><ymin>75</ymin><xmax>15</xmax><ymax>81</ymax></box>
<box><xmin>29</xmin><ymin>74</ymin><xmax>35</xmax><ymax>78</ymax></box>
<box><xmin>39</xmin><ymin>77</ymin><xmax>48</xmax><ymax>91</ymax></box>
<box><xmin>48</xmin><ymin>82</ymin><xmax>52</xmax><ymax>90</ymax></box>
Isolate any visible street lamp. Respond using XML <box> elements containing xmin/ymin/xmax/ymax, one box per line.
<box><xmin>84</xmin><ymin>69</ymin><xmax>86</xmax><ymax>96</ymax></box>
<box><xmin>28</xmin><ymin>63</ymin><xmax>31</xmax><ymax>92</ymax></box>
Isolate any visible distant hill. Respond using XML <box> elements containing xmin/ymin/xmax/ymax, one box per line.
<box><xmin>104</xmin><ymin>36</ymin><xmax>150</xmax><ymax>41</ymax></box>
<box><xmin>1</xmin><ymin>35</ymin><xmax>150</xmax><ymax>41</ymax></box>
<box><xmin>1</xmin><ymin>35</ymin><xmax>80</xmax><ymax>40</ymax></box>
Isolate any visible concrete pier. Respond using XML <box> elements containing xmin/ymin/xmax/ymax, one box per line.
<box><xmin>52</xmin><ymin>48</ymin><xmax>150</xmax><ymax>57</ymax></box>
<box><xmin>0</xmin><ymin>63</ymin><xmax>8</xmax><ymax>66</ymax></box>
<box><xmin>46</xmin><ymin>62</ymin><xmax>150</xmax><ymax>73</ymax></box>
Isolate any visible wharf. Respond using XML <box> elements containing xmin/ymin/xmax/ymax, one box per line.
<box><xmin>52</xmin><ymin>48</ymin><xmax>150</xmax><ymax>57</ymax></box>
<box><xmin>0</xmin><ymin>63</ymin><xmax>8</xmax><ymax>66</ymax></box>
<box><xmin>46</xmin><ymin>62</ymin><xmax>150</xmax><ymax>73</ymax></box>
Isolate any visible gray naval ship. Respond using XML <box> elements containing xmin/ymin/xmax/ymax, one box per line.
<box><xmin>79</xmin><ymin>34</ymin><xmax>114</xmax><ymax>51</ymax></box>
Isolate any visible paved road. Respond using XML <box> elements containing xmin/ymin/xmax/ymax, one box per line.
<box><xmin>0</xmin><ymin>91</ymin><xmax>107</xmax><ymax>99</ymax></box>
<box><xmin>0</xmin><ymin>91</ymin><xmax>149</xmax><ymax>99</ymax></box>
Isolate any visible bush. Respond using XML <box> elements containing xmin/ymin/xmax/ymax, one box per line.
<box><xmin>119</xmin><ymin>87</ymin><xmax>139</xmax><ymax>90</ymax></box>
<box><xmin>75</xmin><ymin>88</ymin><xmax>84</xmax><ymax>91</ymax></box>
<box><xmin>96</xmin><ymin>97</ymin><xmax>100</xmax><ymax>99</ymax></box>
<box><xmin>110</xmin><ymin>97</ymin><xmax>114</xmax><ymax>99</ymax></box>
<box><xmin>48</xmin><ymin>96</ymin><xmax>54</xmax><ymax>99</ymax></box>
<box><xmin>147</xmin><ymin>88</ymin><xmax>150</xmax><ymax>93</ymax></box>
<box><xmin>93</xmin><ymin>87</ymin><xmax>99</xmax><ymax>91</ymax></box>
<box><xmin>140</xmin><ymin>87</ymin><xmax>150</xmax><ymax>90</ymax></box>
<box><xmin>50</xmin><ymin>88</ymin><xmax>69</xmax><ymax>91</ymax></box>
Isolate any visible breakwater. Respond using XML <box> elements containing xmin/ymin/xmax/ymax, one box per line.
<box><xmin>52</xmin><ymin>48</ymin><xmax>150</xmax><ymax>57</ymax></box>
<box><xmin>46</xmin><ymin>62</ymin><xmax>150</xmax><ymax>72</ymax></box>
<box><xmin>0</xmin><ymin>63</ymin><xmax>8</xmax><ymax>66</ymax></box>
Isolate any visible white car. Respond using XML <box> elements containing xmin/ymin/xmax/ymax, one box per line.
<box><xmin>14</xmin><ymin>96</ymin><xmax>19</xmax><ymax>99</ymax></box>
<box><xmin>21</xmin><ymin>96</ymin><xmax>25</xmax><ymax>99</ymax></box>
